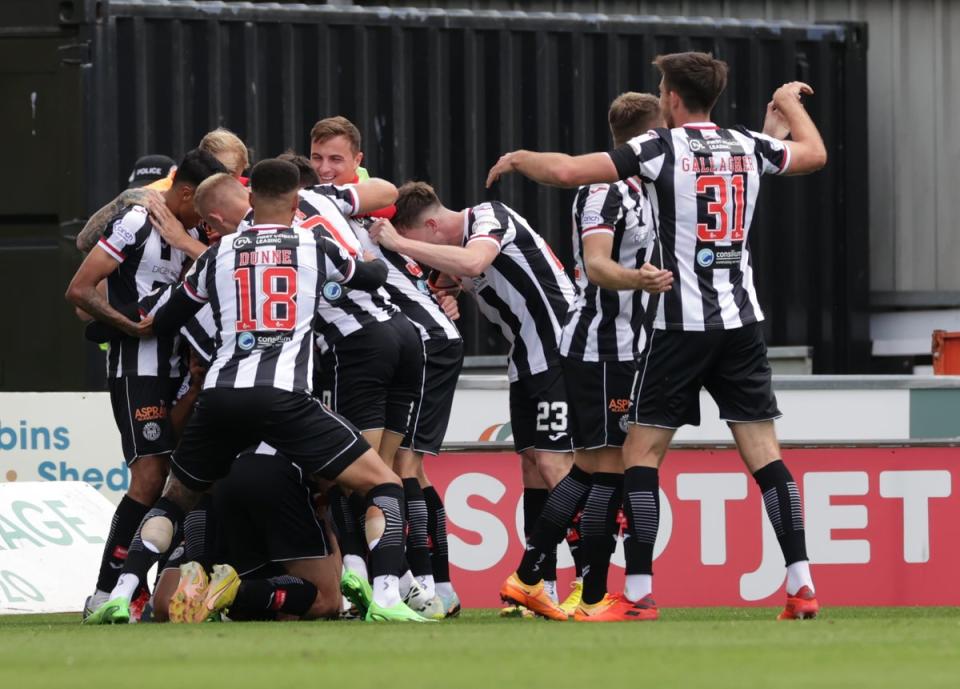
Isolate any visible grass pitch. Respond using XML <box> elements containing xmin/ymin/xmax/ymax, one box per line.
<box><xmin>2</xmin><ymin>607</ymin><xmax>959</xmax><ymax>689</ymax></box>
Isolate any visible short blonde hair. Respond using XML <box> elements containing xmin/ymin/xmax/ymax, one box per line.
<box><xmin>194</xmin><ymin>172</ymin><xmax>247</xmax><ymax>214</ymax></box>
<box><xmin>199</xmin><ymin>128</ymin><xmax>249</xmax><ymax>177</ymax></box>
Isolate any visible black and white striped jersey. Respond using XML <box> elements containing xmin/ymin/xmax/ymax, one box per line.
<box><xmin>560</xmin><ymin>179</ymin><xmax>655</xmax><ymax>362</ymax></box>
<box><xmin>97</xmin><ymin>205</ymin><xmax>198</xmax><ymax>378</ymax></box>
<box><xmin>139</xmin><ymin>285</ymin><xmax>216</xmax><ymax>363</ymax></box>
<box><xmin>458</xmin><ymin>201</ymin><xmax>576</xmax><ymax>382</ymax></box>
<box><xmin>609</xmin><ymin>123</ymin><xmax>790</xmax><ymax>331</ymax></box>
<box><xmin>314</xmin><ymin>185</ymin><xmax>461</xmax><ymax>344</ymax></box>
<box><xmin>179</xmin><ymin>223</ymin><xmax>357</xmax><ymax>394</ymax></box>
<box><xmin>294</xmin><ymin>188</ymin><xmax>397</xmax><ymax>352</ymax></box>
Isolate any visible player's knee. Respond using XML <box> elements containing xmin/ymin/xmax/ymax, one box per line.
<box><xmin>304</xmin><ymin>589</ymin><xmax>340</xmax><ymax>620</ymax></box>
<box><xmin>141</xmin><ymin>515</ymin><xmax>175</xmax><ymax>552</ymax></box>
<box><xmin>128</xmin><ymin>456</ymin><xmax>169</xmax><ymax>502</ymax></box>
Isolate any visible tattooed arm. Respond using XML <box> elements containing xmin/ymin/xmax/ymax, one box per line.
<box><xmin>75</xmin><ymin>188</ymin><xmax>165</xmax><ymax>252</ymax></box>
<box><xmin>65</xmin><ymin>243</ymin><xmax>153</xmax><ymax>338</ymax></box>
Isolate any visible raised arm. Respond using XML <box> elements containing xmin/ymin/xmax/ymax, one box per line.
<box><xmin>352</xmin><ymin>178</ymin><xmax>398</xmax><ymax>214</ymax></box>
<box><xmin>773</xmin><ymin>82</ymin><xmax>828</xmax><ymax>175</ymax></box>
<box><xmin>485</xmin><ymin>151</ymin><xmax>620</xmax><ymax>189</ymax></box>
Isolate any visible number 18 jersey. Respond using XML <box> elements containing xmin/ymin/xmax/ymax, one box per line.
<box><xmin>181</xmin><ymin>223</ymin><xmax>356</xmax><ymax>394</ymax></box>
<box><xmin>609</xmin><ymin>123</ymin><xmax>790</xmax><ymax>332</ymax></box>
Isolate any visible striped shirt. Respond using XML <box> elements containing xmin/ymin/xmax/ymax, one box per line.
<box><xmin>458</xmin><ymin>201</ymin><xmax>576</xmax><ymax>382</ymax></box>
<box><xmin>139</xmin><ymin>285</ymin><xmax>216</xmax><ymax>364</ymax></box>
<box><xmin>609</xmin><ymin>123</ymin><xmax>790</xmax><ymax>331</ymax></box>
<box><xmin>97</xmin><ymin>205</ymin><xmax>198</xmax><ymax>378</ymax></box>
<box><xmin>179</xmin><ymin>223</ymin><xmax>356</xmax><ymax>394</ymax></box>
<box><xmin>560</xmin><ymin>179</ymin><xmax>654</xmax><ymax>362</ymax></box>
<box><xmin>294</xmin><ymin>188</ymin><xmax>397</xmax><ymax>352</ymax></box>
<box><xmin>314</xmin><ymin>185</ymin><xmax>460</xmax><ymax>343</ymax></box>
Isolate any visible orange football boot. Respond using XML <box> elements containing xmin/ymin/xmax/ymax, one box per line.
<box><xmin>574</xmin><ymin>593</ymin><xmax>658</xmax><ymax>622</ymax></box>
<box><xmin>778</xmin><ymin>585</ymin><xmax>820</xmax><ymax>620</ymax></box>
<box><xmin>499</xmin><ymin>573</ymin><xmax>568</xmax><ymax>621</ymax></box>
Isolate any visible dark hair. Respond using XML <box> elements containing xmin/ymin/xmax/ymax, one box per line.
<box><xmin>172</xmin><ymin>148</ymin><xmax>227</xmax><ymax>188</ymax></box>
<box><xmin>277</xmin><ymin>151</ymin><xmax>320</xmax><ymax>188</ymax></box>
<box><xmin>653</xmin><ymin>51</ymin><xmax>728</xmax><ymax>114</ymax></box>
<box><xmin>249</xmin><ymin>159</ymin><xmax>301</xmax><ymax>198</ymax></box>
<box><xmin>394</xmin><ymin>181</ymin><xmax>441</xmax><ymax>229</ymax></box>
<box><xmin>310</xmin><ymin>116</ymin><xmax>362</xmax><ymax>153</ymax></box>
<box><xmin>608</xmin><ymin>92</ymin><xmax>662</xmax><ymax>146</ymax></box>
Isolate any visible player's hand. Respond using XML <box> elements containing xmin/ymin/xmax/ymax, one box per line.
<box><xmin>124</xmin><ymin>314</ymin><xmax>154</xmax><ymax>338</ymax></box>
<box><xmin>772</xmin><ymin>82</ymin><xmax>814</xmax><ymax>110</ymax></box>
<box><xmin>148</xmin><ymin>199</ymin><xmax>191</xmax><ymax>249</ymax></box>
<box><xmin>486</xmin><ymin>151</ymin><xmax>520</xmax><ymax>188</ymax></box>
<box><xmin>635</xmin><ymin>262</ymin><xmax>673</xmax><ymax>294</ymax></box>
<box><xmin>188</xmin><ymin>350</ymin><xmax>208</xmax><ymax>388</ymax></box>
<box><xmin>368</xmin><ymin>218</ymin><xmax>401</xmax><ymax>251</ymax></box>
<box><xmin>436</xmin><ymin>291</ymin><xmax>460</xmax><ymax>321</ymax></box>
<box><xmin>762</xmin><ymin>101</ymin><xmax>791</xmax><ymax>140</ymax></box>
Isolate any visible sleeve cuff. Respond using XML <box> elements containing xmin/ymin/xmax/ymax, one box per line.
<box><xmin>97</xmin><ymin>237</ymin><xmax>125</xmax><ymax>262</ymax></box>
<box><xmin>184</xmin><ymin>281</ymin><xmax>207</xmax><ymax>303</ymax></box>
<box><xmin>581</xmin><ymin>226</ymin><xmax>616</xmax><ymax>238</ymax></box>
<box><xmin>466</xmin><ymin>235</ymin><xmax>502</xmax><ymax>248</ymax></box>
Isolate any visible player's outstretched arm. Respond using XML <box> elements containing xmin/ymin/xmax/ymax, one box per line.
<box><xmin>75</xmin><ymin>188</ymin><xmax>165</xmax><ymax>252</ymax></box>
<box><xmin>344</xmin><ymin>258</ymin><xmax>388</xmax><ymax>290</ymax></box>
<box><xmin>369</xmin><ymin>218</ymin><xmax>499</xmax><ymax>278</ymax></box>
<box><xmin>352</xmin><ymin>178</ymin><xmax>398</xmax><ymax>214</ymax></box>
<box><xmin>773</xmin><ymin>82</ymin><xmax>828</xmax><ymax>175</ymax></box>
<box><xmin>582</xmin><ymin>233</ymin><xmax>673</xmax><ymax>293</ymax></box>
<box><xmin>485</xmin><ymin>151</ymin><xmax>620</xmax><ymax>189</ymax></box>
<box><xmin>65</xmin><ymin>248</ymin><xmax>151</xmax><ymax>337</ymax></box>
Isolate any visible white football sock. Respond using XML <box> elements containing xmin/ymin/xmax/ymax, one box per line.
<box><xmin>543</xmin><ymin>579</ymin><xmax>558</xmax><ymax>603</ymax></box>
<box><xmin>110</xmin><ymin>573</ymin><xmax>139</xmax><ymax>602</ymax></box>
<box><xmin>415</xmin><ymin>574</ymin><xmax>436</xmax><ymax>599</ymax></box>
<box><xmin>343</xmin><ymin>554</ymin><xmax>368</xmax><ymax>581</ymax></box>
<box><xmin>786</xmin><ymin>561</ymin><xmax>814</xmax><ymax>595</ymax></box>
<box><xmin>398</xmin><ymin>569</ymin><xmax>415</xmax><ymax>597</ymax></box>
<box><xmin>624</xmin><ymin>574</ymin><xmax>652</xmax><ymax>602</ymax></box>
<box><xmin>436</xmin><ymin>581</ymin><xmax>455</xmax><ymax>598</ymax></box>
<box><xmin>372</xmin><ymin>575</ymin><xmax>402</xmax><ymax>608</ymax></box>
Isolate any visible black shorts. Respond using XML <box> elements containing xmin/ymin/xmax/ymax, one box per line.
<box><xmin>403</xmin><ymin>338</ymin><xmax>464</xmax><ymax>455</ymax></box>
<box><xmin>214</xmin><ymin>451</ymin><xmax>330</xmax><ymax>576</ymax></box>
<box><xmin>107</xmin><ymin>376</ymin><xmax>180</xmax><ymax>464</ymax></box>
<box><xmin>171</xmin><ymin>387</ymin><xmax>369</xmax><ymax>491</ymax></box>
<box><xmin>316</xmin><ymin>314</ymin><xmax>423</xmax><ymax>435</ymax></box>
<box><xmin>509</xmin><ymin>367</ymin><xmax>574</xmax><ymax>454</ymax></box>
<box><xmin>630</xmin><ymin>323</ymin><xmax>781</xmax><ymax>429</ymax></box>
<box><xmin>561</xmin><ymin>357</ymin><xmax>636</xmax><ymax>449</ymax></box>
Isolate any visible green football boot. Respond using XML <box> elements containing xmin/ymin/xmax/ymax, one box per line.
<box><xmin>82</xmin><ymin>597</ymin><xmax>130</xmax><ymax>625</ymax></box>
<box><xmin>340</xmin><ymin>569</ymin><xmax>373</xmax><ymax>616</ymax></box>
<box><xmin>365</xmin><ymin>599</ymin><xmax>435</xmax><ymax>622</ymax></box>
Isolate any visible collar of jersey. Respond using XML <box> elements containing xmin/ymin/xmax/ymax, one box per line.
<box><xmin>244</xmin><ymin>224</ymin><xmax>290</xmax><ymax>232</ymax></box>
<box><xmin>683</xmin><ymin>121</ymin><xmax>718</xmax><ymax>129</ymax></box>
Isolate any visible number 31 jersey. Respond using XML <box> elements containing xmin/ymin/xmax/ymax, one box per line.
<box><xmin>182</xmin><ymin>224</ymin><xmax>356</xmax><ymax>394</ymax></box>
<box><xmin>609</xmin><ymin>123</ymin><xmax>790</xmax><ymax>332</ymax></box>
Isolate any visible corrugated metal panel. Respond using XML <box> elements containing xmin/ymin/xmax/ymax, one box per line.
<box><xmin>0</xmin><ymin>0</ymin><xmax>870</xmax><ymax>389</ymax></box>
<box><xmin>353</xmin><ymin>0</ymin><xmax>960</xmax><ymax>299</ymax></box>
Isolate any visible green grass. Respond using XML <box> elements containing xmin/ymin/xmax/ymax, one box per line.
<box><xmin>2</xmin><ymin>608</ymin><xmax>960</xmax><ymax>689</ymax></box>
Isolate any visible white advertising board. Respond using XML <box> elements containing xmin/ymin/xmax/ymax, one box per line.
<box><xmin>0</xmin><ymin>482</ymin><xmax>114</xmax><ymax>614</ymax></box>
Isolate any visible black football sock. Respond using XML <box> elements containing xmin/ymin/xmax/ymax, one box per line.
<box><xmin>183</xmin><ymin>493</ymin><xmax>216</xmax><ymax>570</ymax></box>
<box><xmin>580</xmin><ymin>472</ymin><xmax>624</xmax><ymax>605</ymax></box>
<box><xmin>366</xmin><ymin>483</ymin><xmax>406</xmax><ymax>579</ymax></box>
<box><xmin>623</xmin><ymin>466</ymin><xmax>659</xmax><ymax>576</ymax></box>
<box><xmin>517</xmin><ymin>466</ymin><xmax>592</xmax><ymax>585</ymax></box>
<box><xmin>423</xmin><ymin>486</ymin><xmax>450</xmax><ymax>583</ymax></box>
<box><xmin>753</xmin><ymin>460</ymin><xmax>808</xmax><ymax>565</ymax></box>
<box><xmin>567</xmin><ymin>492</ymin><xmax>589</xmax><ymax>578</ymax></box>
<box><xmin>230</xmin><ymin>576</ymin><xmax>317</xmax><ymax>620</ymax></box>
<box><xmin>402</xmin><ymin>478</ymin><xmax>432</xmax><ymax>578</ymax></box>
<box><xmin>522</xmin><ymin>488</ymin><xmax>548</xmax><ymax>542</ymax></box>
<box><xmin>114</xmin><ymin>497</ymin><xmax>185</xmax><ymax>599</ymax></box>
<box><xmin>328</xmin><ymin>486</ymin><xmax>366</xmax><ymax>558</ymax></box>
<box><xmin>96</xmin><ymin>494</ymin><xmax>151</xmax><ymax>592</ymax></box>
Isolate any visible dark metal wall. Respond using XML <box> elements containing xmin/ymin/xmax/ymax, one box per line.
<box><xmin>0</xmin><ymin>0</ymin><xmax>870</xmax><ymax>390</ymax></box>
